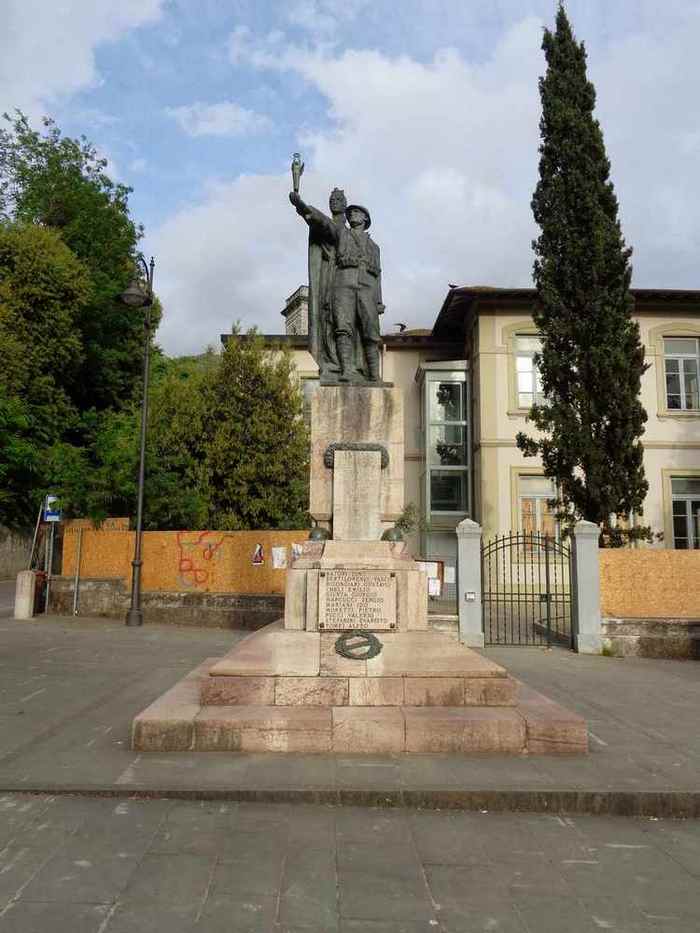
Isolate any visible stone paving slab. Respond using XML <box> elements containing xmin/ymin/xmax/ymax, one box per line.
<box><xmin>0</xmin><ymin>617</ymin><xmax>699</xmax><ymax>816</ymax></box>
<box><xmin>0</xmin><ymin>795</ymin><xmax>699</xmax><ymax>932</ymax></box>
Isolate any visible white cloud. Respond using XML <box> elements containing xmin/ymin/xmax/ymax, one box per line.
<box><xmin>165</xmin><ymin>100</ymin><xmax>272</xmax><ymax>138</ymax></box>
<box><xmin>156</xmin><ymin>19</ymin><xmax>544</xmax><ymax>354</ymax></box>
<box><xmin>153</xmin><ymin>173</ymin><xmax>306</xmax><ymax>355</ymax></box>
<box><xmin>585</xmin><ymin>18</ymin><xmax>700</xmax><ymax>281</ymax></box>
<box><xmin>0</xmin><ymin>1</ymin><xmax>164</xmax><ymax>117</ymax></box>
<box><xmin>227</xmin><ymin>26</ymin><xmax>295</xmax><ymax>69</ymax></box>
<box><xmin>285</xmin><ymin>0</ymin><xmax>372</xmax><ymax>38</ymax></box>
<box><xmin>151</xmin><ymin>4</ymin><xmax>700</xmax><ymax>354</ymax></box>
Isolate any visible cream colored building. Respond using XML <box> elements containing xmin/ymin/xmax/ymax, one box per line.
<box><xmin>432</xmin><ymin>287</ymin><xmax>700</xmax><ymax>553</ymax></box>
<box><xmin>234</xmin><ymin>285</ymin><xmax>700</xmax><ymax>602</ymax></box>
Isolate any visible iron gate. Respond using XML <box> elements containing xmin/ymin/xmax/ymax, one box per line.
<box><xmin>481</xmin><ymin>531</ymin><xmax>574</xmax><ymax>647</ymax></box>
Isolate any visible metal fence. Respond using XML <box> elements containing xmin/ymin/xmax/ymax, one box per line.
<box><xmin>481</xmin><ymin>531</ymin><xmax>574</xmax><ymax>647</ymax></box>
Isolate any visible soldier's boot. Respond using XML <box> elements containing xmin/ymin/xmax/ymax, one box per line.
<box><xmin>365</xmin><ymin>343</ymin><xmax>381</xmax><ymax>382</ymax></box>
<box><xmin>337</xmin><ymin>335</ymin><xmax>354</xmax><ymax>382</ymax></box>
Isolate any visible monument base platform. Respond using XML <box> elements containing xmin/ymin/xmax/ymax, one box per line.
<box><xmin>132</xmin><ymin>624</ymin><xmax>588</xmax><ymax>756</ymax></box>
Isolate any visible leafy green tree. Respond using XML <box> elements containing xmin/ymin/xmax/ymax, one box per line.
<box><xmin>204</xmin><ymin>333</ymin><xmax>310</xmax><ymax>530</ymax></box>
<box><xmin>516</xmin><ymin>4</ymin><xmax>649</xmax><ymax>544</ymax></box>
<box><xmin>43</xmin><ymin>355</ymin><xmax>214</xmax><ymax>531</ymax></box>
<box><xmin>0</xmin><ymin>111</ymin><xmax>152</xmax><ymax>413</ymax></box>
<box><xmin>141</xmin><ymin>353</ymin><xmax>216</xmax><ymax>529</ymax></box>
<box><xmin>47</xmin><ymin>340</ymin><xmax>309</xmax><ymax>531</ymax></box>
<box><xmin>0</xmin><ymin>224</ymin><xmax>90</xmax><ymax>527</ymax></box>
<box><xmin>0</xmin><ymin>396</ymin><xmax>38</xmax><ymax>528</ymax></box>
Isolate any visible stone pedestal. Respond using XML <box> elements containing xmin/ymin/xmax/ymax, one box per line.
<box><xmin>310</xmin><ymin>385</ymin><xmax>404</xmax><ymax>528</ymax></box>
<box><xmin>132</xmin><ymin>623</ymin><xmax>588</xmax><ymax>755</ymax></box>
<box><xmin>332</xmin><ymin>449</ymin><xmax>382</xmax><ymax>540</ymax></box>
<box><xmin>293</xmin><ymin>382</ymin><xmax>424</xmax><ymax>632</ymax></box>
<box><xmin>284</xmin><ymin>539</ymin><xmax>428</xmax><ymax>632</ymax></box>
<box><xmin>131</xmin><ymin>383</ymin><xmax>588</xmax><ymax>757</ymax></box>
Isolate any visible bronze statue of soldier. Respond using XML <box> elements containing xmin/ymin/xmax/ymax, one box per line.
<box><xmin>289</xmin><ymin>173</ymin><xmax>384</xmax><ymax>384</ymax></box>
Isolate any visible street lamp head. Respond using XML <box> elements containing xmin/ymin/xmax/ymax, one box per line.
<box><xmin>120</xmin><ymin>275</ymin><xmax>149</xmax><ymax>307</ymax></box>
<box><xmin>120</xmin><ymin>255</ymin><xmax>155</xmax><ymax>308</ymax></box>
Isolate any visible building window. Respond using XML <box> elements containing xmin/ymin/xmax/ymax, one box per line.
<box><xmin>671</xmin><ymin>477</ymin><xmax>700</xmax><ymax>549</ymax></box>
<box><xmin>426</xmin><ymin>376</ymin><xmax>468</xmax><ymax>514</ymax></box>
<box><xmin>518</xmin><ymin>474</ymin><xmax>557</xmax><ymax>537</ymax></box>
<box><xmin>431</xmin><ymin>471</ymin><xmax>468</xmax><ymax>512</ymax></box>
<box><xmin>515</xmin><ymin>335</ymin><xmax>544</xmax><ymax>409</ymax></box>
<box><xmin>664</xmin><ymin>337</ymin><xmax>700</xmax><ymax>411</ymax></box>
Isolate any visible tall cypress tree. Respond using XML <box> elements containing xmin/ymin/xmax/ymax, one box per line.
<box><xmin>516</xmin><ymin>3</ymin><xmax>649</xmax><ymax>544</ymax></box>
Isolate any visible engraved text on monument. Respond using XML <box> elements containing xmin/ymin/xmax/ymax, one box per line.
<box><xmin>319</xmin><ymin>571</ymin><xmax>396</xmax><ymax>631</ymax></box>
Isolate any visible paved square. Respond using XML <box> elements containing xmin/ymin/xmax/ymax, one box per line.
<box><xmin>0</xmin><ymin>795</ymin><xmax>699</xmax><ymax>931</ymax></box>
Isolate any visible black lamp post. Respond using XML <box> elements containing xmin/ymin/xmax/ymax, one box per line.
<box><xmin>121</xmin><ymin>254</ymin><xmax>155</xmax><ymax>627</ymax></box>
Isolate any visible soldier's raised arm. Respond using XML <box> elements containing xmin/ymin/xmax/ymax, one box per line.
<box><xmin>289</xmin><ymin>192</ymin><xmax>338</xmax><ymax>242</ymax></box>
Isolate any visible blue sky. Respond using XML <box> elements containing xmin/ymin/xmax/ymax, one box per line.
<box><xmin>3</xmin><ymin>1</ymin><xmax>700</xmax><ymax>354</ymax></box>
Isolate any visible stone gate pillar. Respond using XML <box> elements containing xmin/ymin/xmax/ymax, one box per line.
<box><xmin>456</xmin><ymin>518</ymin><xmax>484</xmax><ymax>648</ymax></box>
<box><xmin>572</xmin><ymin>520</ymin><xmax>602</xmax><ymax>654</ymax></box>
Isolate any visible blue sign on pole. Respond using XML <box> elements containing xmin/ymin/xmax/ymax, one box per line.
<box><xmin>44</xmin><ymin>495</ymin><xmax>61</xmax><ymax>523</ymax></box>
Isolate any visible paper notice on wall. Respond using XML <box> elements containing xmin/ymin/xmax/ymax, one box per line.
<box><xmin>416</xmin><ymin>561</ymin><xmax>439</xmax><ymax>579</ymax></box>
<box><xmin>428</xmin><ymin>577</ymin><xmax>442</xmax><ymax>597</ymax></box>
<box><xmin>444</xmin><ymin>566</ymin><xmax>456</xmax><ymax>585</ymax></box>
<box><xmin>272</xmin><ymin>546</ymin><xmax>288</xmax><ymax>570</ymax></box>
<box><xmin>291</xmin><ymin>543</ymin><xmax>303</xmax><ymax>561</ymax></box>
<box><xmin>252</xmin><ymin>544</ymin><xmax>264</xmax><ymax>565</ymax></box>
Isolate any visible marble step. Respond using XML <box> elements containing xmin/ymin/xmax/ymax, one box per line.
<box><xmin>132</xmin><ymin>661</ymin><xmax>588</xmax><ymax>756</ymax></box>
<box><xmin>201</xmin><ymin>672</ymin><xmax>518</xmax><ymax>707</ymax></box>
<box><xmin>191</xmin><ymin>706</ymin><xmax>529</xmax><ymax>754</ymax></box>
<box><xmin>208</xmin><ymin>622</ymin><xmax>509</xmax><ymax>679</ymax></box>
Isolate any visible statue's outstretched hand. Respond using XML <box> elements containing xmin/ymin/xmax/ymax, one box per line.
<box><xmin>377</xmin><ymin>303</ymin><xmax>386</xmax><ymax>315</ymax></box>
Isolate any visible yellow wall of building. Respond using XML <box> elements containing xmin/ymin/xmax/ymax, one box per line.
<box><xmin>474</xmin><ymin>303</ymin><xmax>700</xmax><ymax>544</ymax></box>
<box><xmin>475</xmin><ymin>308</ymin><xmax>546</xmax><ymax>539</ymax></box>
<box><xmin>289</xmin><ymin>347</ymin><xmax>318</xmax><ymax>380</ymax></box>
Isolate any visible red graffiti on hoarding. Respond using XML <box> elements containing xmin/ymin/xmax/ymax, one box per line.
<box><xmin>176</xmin><ymin>531</ymin><xmax>226</xmax><ymax>588</ymax></box>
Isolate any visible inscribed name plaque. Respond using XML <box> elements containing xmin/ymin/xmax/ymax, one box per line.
<box><xmin>318</xmin><ymin>570</ymin><xmax>396</xmax><ymax>631</ymax></box>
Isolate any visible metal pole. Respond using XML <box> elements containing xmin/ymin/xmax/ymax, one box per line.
<box><xmin>45</xmin><ymin>522</ymin><xmax>55</xmax><ymax>613</ymax></box>
<box><xmin>28</xmin><ymin>499</ymin><xmax>43</xmax><ymax>570</ymax></box>
<box><xmin>126</xmin><ymin>305</ymin><xmax>151</xmax><ymax>627</ymax></box>
<box><xmin>544</xmin><ymin>534</ymin><xmax>552</xmax><ymax>647</ymax></box>
<box><xmin>72</xmin><ymin>528</ymin><xmax>83</xmax><ymax>616</ymax></box>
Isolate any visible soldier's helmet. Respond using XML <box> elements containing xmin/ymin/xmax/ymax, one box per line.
<box><xmin>345</xmin><ymin>204</ymin><xmax>371</xmax><ymax>229</ymax></box>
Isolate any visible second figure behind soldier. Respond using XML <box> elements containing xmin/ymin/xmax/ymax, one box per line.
<box><xmin>290</xmin><ymin>189</ymin><xmax>385</xmax><ymax>384</ymax></box>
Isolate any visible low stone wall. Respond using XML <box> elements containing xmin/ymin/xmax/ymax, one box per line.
<box><xmin>47</xmin><ymin>576</ymin><xmax>283</xmax><ymax>630</ymax></box>
<box><xmin>0</xmin><ymin>526</ymin><xmax>31</xmax><ymax>579</ymax></box>
<box><xmin>602</xmin><ymin>618</ymin><xmax>700</xmax><ymax>659</ymax></box>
